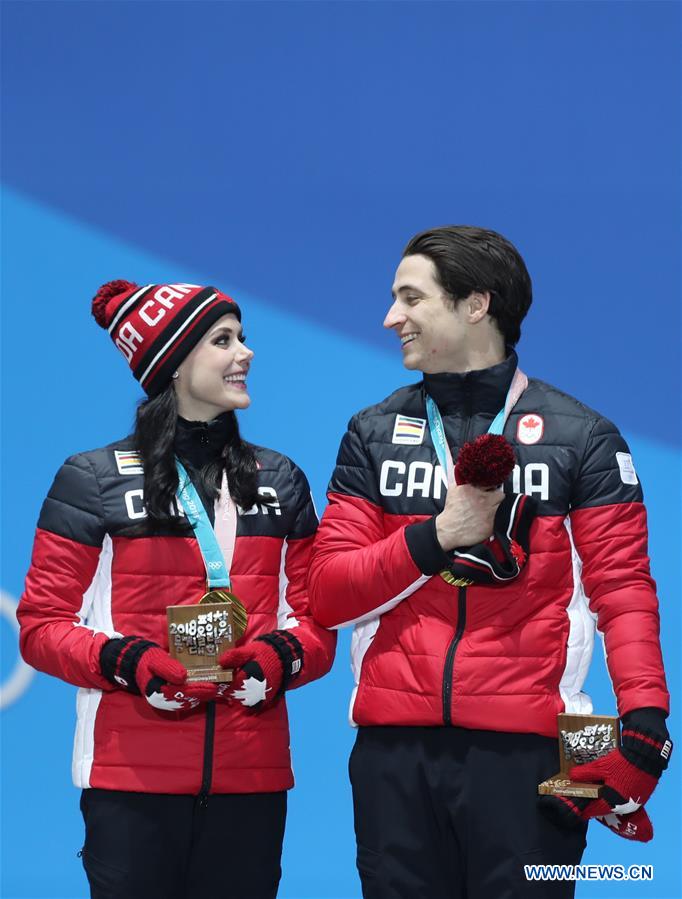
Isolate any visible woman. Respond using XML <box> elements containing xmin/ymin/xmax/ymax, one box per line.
<box><xmin>18</xmin><ymin>280</ymin><xmax>336</xmax><ymax>899</ymax></box>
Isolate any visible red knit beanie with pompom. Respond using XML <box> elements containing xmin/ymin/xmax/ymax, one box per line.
<box><xmin>91</xmin><ymin>280</ymin><xmax>241</xmax><ymax>395</ymax></box>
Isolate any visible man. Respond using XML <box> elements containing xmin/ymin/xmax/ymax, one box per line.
<box><xmin>308</xmin><ymin>226</ymin><xmax>671</xmax><ymax>898</ymax></box>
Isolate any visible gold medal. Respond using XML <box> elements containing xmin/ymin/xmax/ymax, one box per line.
<box><xmin>439</xmin><ymin>570</ymin><xmax>474</xmax><ymax>588</ymax></box>
<box><xmin>200</xmin><ymin>588</ymin><xmax>248</xmax><ymax>639</ymax></box>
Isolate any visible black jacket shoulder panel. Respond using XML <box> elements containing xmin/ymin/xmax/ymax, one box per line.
<box><xmin>266</xmin><ymin>450</ymin><xmax>318</xmax><ymax>540</ymax></box>
<box><xmin>569</xmin><ymin>414</ymin><xmax>643</xmax><ymax>510</ymax></box>
<box><xmin>330</xmin><ymin>373</ymin><xmax>644</xmax><ymax>517</ymax></box>
<box><xmin>519</xmin><ymin>378</ymin><xmax>602</xmax><ymax>422</ymax></box>
<box><xmin>38</xmin><ymin>438</ymin><xmax>316</xmax><ymax>542</ymax></box>
<box><xmin>511</xmin><ymin>379</ymin><xmax>643</xmax><ymax>508</ymax></box>
<box><xmin>349</xmin><ymin>382</ymin><xmax>425</xmax><ymax>440</ymax></box>
<box><xmin>37</xmin><ymin>453</ymin><xmax>107</xmax><ymax>547</ymax></box>
<box><xmin>236</xmin><ymin>445</ymin><xmax>317</xmax><ymax>538</ymax></box>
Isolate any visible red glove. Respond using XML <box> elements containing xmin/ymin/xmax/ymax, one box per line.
<box><xmin>100</xmin><ymin>636</ymin><xmax>218</xmax><ymax>712</ymax></box>
<box><xmin>568</xmin><ymin>721</ymin><xmax>672</xmax><ymax>821</ymax></box>
<box><xmin>218</xmin><ymin>630</ymin><xmax>303</xmax><ymax>709</ymax></box>
<box><xmin>218</xmin><ymin>642</ymin><xmax>283</xmax><ymax>709</ymax></box>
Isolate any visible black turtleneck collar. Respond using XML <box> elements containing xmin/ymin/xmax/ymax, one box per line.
<box><xmin>423</xmin><ymin>350</ymin><xmax>518</xmax><ymax>415</ymax></box>
<box><xmin>174</xmin><ymin>411</ymin><xmax>235</xmax><ymax>470</ymax></box>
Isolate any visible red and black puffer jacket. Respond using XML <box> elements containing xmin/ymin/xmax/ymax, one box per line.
<box><xmin>18</xmin><ymin>413</ymin><xmax>336</xmax><ymax>794</ymax></box>
<box><xmin>308</xmin><ymin>351</ymin><xmax>668</xmax><ymax>736</ymax></box>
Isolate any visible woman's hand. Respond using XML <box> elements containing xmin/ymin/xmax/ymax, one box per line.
<box><xmin>218</xmin><ymin>639</ymin><xmax>286</xmax><ymax>709</ymax></box>
<box><xmin>100</xmin><ymin>635</ymin><xmax>217</xmax><ymax>711</ymax></box>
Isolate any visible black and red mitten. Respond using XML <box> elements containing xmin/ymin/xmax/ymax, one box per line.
<box><xmin>444</xmin><ymin>491</ymin><xmax>535</xmax><ymax>584</ymax></box>
<box><xmin>539</xmin><ymin>709</ymin><xmax>671</xmax><ymax>842</ymax></box>
<box><xmin>569</xmin><ymin>711</ymin><xmax>672</xmax><ymax>821</ymax></box>
<box><xmin>100</xmin><ymin>635</ymin><xmax>217</xmax><ymax>711</ymax></box>
<box><xmin>218</xmin><ymin>630</ymin><xmax>304</xmax><ymax>709</ymax></box>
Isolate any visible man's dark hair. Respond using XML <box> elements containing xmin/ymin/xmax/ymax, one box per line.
<box><xmin>403</xmin><ymin>225</ymin><xmax>533</xmax><ymax>346</ymax></box>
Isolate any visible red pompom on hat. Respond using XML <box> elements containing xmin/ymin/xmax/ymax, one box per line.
<box><xmin>92</xmin><ymin>280</ymin><xmax>139</xmax><ymax>328</ymax></box>
<box><xmin>454</xmin><ymin>433</ymin><xmax>516</xmax><ymax>488</ymax></box>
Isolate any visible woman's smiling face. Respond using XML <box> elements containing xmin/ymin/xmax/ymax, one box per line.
<box><xmin>173</xmin><ymin>313</ymin><xmax>254</xmax><ymax>420</ymax></box>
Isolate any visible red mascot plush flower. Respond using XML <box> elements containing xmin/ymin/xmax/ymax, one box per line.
<box><xmin>454</xmin><ymin>433</ymin><xmax>516</xmax><ymax>488</ymax></box>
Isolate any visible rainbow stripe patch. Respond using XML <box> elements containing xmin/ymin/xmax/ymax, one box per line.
<box><xmin>114</xmin><ymin>450</ymin><xmax>144</xmax><ymax>475</ymax></box>
<box><xmin>392</xmin><ymin>415</ymin><xmax>426</xmax><ymax>445</ymax></box>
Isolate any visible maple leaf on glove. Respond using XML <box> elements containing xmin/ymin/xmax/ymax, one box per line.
<box><xmin>100</xmin><ymin>635</ymin><xmax>218</xmax><ymax>712</ymax></box>
<box><xmin>539</xmin><ymin>794</ymin><xmax>654</xmax><ymax>843</ymax></box>
<box><xmin>218</xmin><ymin>630</ymin><xmax>304</xmax><ymax>710</ymax></box>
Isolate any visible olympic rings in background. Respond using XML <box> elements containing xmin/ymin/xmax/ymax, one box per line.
<box><xmin>0</xmin><ymin>590</ymin><xmax>34</xmax><ymax>709</ymax></box>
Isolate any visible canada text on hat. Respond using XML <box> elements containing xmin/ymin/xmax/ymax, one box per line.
<box><xmin>92</xmin><ymin>280</ymin><xmax>242</xmax><ymax>395</ymax></box>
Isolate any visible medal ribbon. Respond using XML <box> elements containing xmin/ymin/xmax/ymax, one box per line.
<box><xmin>425</xmin><ymin>367</ymin><xmax>528</xmax><ymax>486</ymax></box>
<box><xmin>175</xmin><ymin>459</ymin><xmax>236</xmax><ymax>589</ymax></box>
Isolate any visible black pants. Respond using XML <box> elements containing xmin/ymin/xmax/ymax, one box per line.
<box><xmin>350</xmin><ymin>727</ymin><xmax>587</xmax><ymax>899</ymax></box>
<box><xmin>80</xmin><ymin>789</ymin><xmax>287</xmax><ymax>899</ymax></box>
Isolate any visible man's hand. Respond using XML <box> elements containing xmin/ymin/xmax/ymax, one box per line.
<box><xmin>435</xmin><ymin>483</ymin><xmax>505</xmax><ymax>551</ymax></box>
<box><xmin>539</xmin><ymin>712</ymin><xmax>671</xmax><ymax>844</ymax></box>
<box><xmin>567</xmin><ymin>722</ymin><xmax>672</xmax><ymax>821</ymax></box>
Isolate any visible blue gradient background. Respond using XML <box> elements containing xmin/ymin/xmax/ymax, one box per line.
<box><xmin>1</xmin><ymin>3</ymin><xmax>679</xmax><ymax>898</ymax></box>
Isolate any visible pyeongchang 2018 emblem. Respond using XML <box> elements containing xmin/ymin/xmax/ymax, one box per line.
<box><xmin>517</xmin><ymin>414</ymin><xmax>544</xmax><ymax>445</ymax></box>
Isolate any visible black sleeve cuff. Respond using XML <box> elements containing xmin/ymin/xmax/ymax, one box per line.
<box><xmin>621</xmin><ymin>707</ymin><xmax>668</xmax><ymax>735</ymax></box>
<box><xmin>256</xmin><ymin>630</ymin><xmax>304</xmax><ymax>694</ymax></box>
<box><xmin>405</xmin><ymin>517</ymin><xmax>451</xmax><ymax>576</ymax></box>
<box><xmin>100</xmin><ymin>635</ymin><xmax>156</xmax><ymax>694</ymax></box>
<box><xmin>620</xmin><ymin>708</ymin><xmax>672</xmax><ymax>776</ymax></box>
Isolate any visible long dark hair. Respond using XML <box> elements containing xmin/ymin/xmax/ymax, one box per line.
<box><xmin>133</xmin><ymin>382</ymin><xmax>262</xmax><ymax>529</ymax></box>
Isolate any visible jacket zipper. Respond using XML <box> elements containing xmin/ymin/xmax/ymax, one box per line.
<box><xmin>189</xmin><ymin>436</ymin><xmax>217</xmax><ymax>808</ymax></box>
<box><xmin>198</xmin><ymin>701</ymin><xmax>216</xmax><ymax>805</ymax></box>
<box><xmin>461</xmin><ymin>379</ymin><xmax>472</xmax><ymax>446</ymax></box>
<box><xmin>442</xmin><ymin>586</ymin><xmax>467</xmax><ymax>725</ymax></box>
<box><xmin>441</xmin><ymin>381</ymin><xmax>472</xmax><ymax>725</ymax></box>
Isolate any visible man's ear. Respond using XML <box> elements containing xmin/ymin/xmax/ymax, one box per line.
<box><xmin>465</xmin><ymin>290</ymin><xmax>492</xmax><ymax>324</ymax></box>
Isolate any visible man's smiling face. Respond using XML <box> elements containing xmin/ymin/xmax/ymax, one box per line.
<box><xmin>384</xmin><ymin>254</ymin><xmax>471</xmax><ymax>373</ymax></box>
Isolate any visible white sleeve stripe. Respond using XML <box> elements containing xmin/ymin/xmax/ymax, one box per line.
<box><xmin>277</xmin><ymin>538</ymin><xmax>299</xmax><ymax>629</ymax></box>
<box><xmin>559</xmin><ymin>517</ymin><xmax>600</xmax><ymax>715</ymax></box>
<box><xmin>308</xmin><ymin>490</ymin><xmax>319</xmax><ymax>525</ymax></box>
<box><xmin>331</xmin><ymin>574</ymin><xmax>431</xmax><ymax>630</ymax></box>
<box><xmin>72</xmin><ymin>534</ymin><xmax>118</xmax><ymax>788</ymax></box>
<box><xmin>72</xmin><ymin>688</ymin><xmax>103</xmax><ymax>788</ymax></box>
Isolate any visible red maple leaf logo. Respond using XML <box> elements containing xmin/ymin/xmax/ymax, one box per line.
<box><xmin>523</xmin><ymin>416</ymin><xmax>541</xmax><ymax>429</ymax></box>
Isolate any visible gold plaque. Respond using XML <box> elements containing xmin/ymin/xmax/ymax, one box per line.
<box><xmin>167</xmin><ymin>599</ymin><xmax>245</xmax><ymax>683</ymax></box>
<box><xmin>538</xmin><ymin>713</ymin><xmax>620</xmax><ymax>799</ymax></box>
